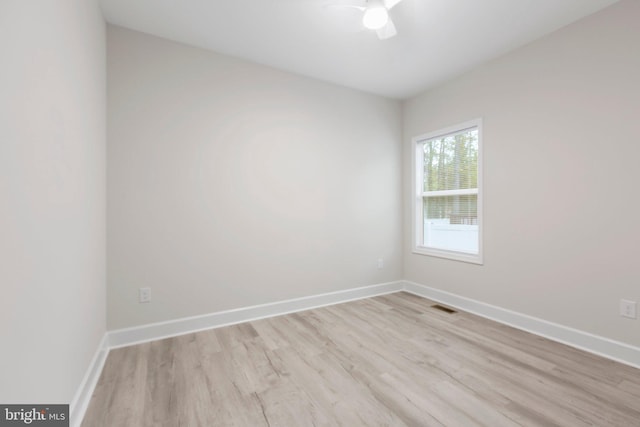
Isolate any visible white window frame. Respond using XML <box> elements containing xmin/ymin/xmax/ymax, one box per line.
<box><xmin>412</xmin><ymin>118</ymin><xmax>483</xmax><ymax>264</ymax></box>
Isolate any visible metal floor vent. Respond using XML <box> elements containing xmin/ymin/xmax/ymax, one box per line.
<box><xmin>431</xmin><ymin>304</ymin><xmax>457</xmax><ymax>314</ymax></box>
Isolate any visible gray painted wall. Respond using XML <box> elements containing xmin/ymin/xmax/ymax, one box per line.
<box><xmin>107</xmin><ymin>27</ymin><xmax>403</xmax><ymax>329</ymax></box>
<box><xmin>403</xmin><ymin>0</ymin><xmax>640</xmax><ymax>347</ymax></box>
<box><xmin>0</xmin><ymin>0</ymin><xmax>107</xmax><ymax>403</ymax></box>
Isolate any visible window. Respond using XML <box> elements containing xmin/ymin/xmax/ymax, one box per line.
<box><xmin>412</xmin><ymin>119</ymin><xmax>482</xmax><ymax>264</ymax></box>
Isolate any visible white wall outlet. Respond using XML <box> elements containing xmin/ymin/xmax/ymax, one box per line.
<box><xmin>377</xmin><ymin>258</ymin><xmax>384</xmax><ymax>269</ymax></box>
<box><xmin>139</xmin><ymin>287</ymin><xmax>151</xmax><ymax>303</ymax></box>
<box><xmin>620</xmin><ymin>299</ymin><xmax>637</xmax><ymax>319</ymax></box>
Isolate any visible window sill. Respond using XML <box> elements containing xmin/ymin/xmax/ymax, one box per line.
<box><xmin>412</xmin><ymin>246</ymin><xmax>483</xmax><ymax>265</ymax></box>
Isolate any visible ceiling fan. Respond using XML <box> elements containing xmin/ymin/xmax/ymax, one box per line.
<box><xmin>327</xmin><ymin>0</ymin><xmax>405</xmax><ymax>40</ymax></box>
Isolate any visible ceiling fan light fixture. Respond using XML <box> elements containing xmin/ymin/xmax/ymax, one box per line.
<box><xmin>362</xmin><ymin>6</ymin><xmax>389</xmax><ymax>30</ymax></box>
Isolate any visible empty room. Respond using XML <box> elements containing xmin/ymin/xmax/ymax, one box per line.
<box><xmin>2</xmin><ymin>0</ymin><xmax>640</xmax><ymax>426</ymax></box>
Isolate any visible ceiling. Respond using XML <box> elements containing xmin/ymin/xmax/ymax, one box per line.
<box><xmin>99</xmin><ymin>0</ymin><xmax>619</xmax><ymax>99</ymax></box>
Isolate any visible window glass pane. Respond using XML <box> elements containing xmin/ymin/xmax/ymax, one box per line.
<box><xmin>423</xmin><ymin>195</ymin><xmax>478</xmax><ymax>253</ymax></box>
<box><xmin>423</xmin><ymin>129</ymin><xmax>478</xmax><ymax>192</ymax></box>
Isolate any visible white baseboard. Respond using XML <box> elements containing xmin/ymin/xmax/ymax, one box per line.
<box><xmin>108</xmin><ymin>281</ymin><xmax>404</xmax><ymax>349</ymax></box>
<box><xmin>70</xmin><ymin>333</ymin><xmax>110</xmax><ymax>427</ymax></box>
<box><xmin>402</xmin><ymin>280</ymin><xmax>640</xmax><ymax>370</ymax></box>
<box><xmin>107</xmin><ymin>279</ymin><xmax>640</xmax><ymax>368</ymax></box>
<box><xmin>75</xmin><ymin>279</ymin><xmax>640</xmax><ymax>426</ymax></box>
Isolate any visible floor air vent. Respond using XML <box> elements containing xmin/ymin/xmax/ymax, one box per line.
<box><xmin>431</xmin><ymin>304</ymin><xmax>457</xmax><ymax>314</ymax></box>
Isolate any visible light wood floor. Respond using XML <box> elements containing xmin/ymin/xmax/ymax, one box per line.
<box><xmin>82</xmin><ymin>292</ymin><xmax>640</xmax><ymax>426</ymax></box>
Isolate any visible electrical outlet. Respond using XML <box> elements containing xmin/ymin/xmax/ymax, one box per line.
<box><xmin>377</xmin><ymin>258</ymin><xmax>384</xmax><ymax>269</ymax></box>
<box><xmin>620</xmin><ymin>299</ymin><xmax>637</xmax><ymax>319</ymax></box>
<box><xmin>139</xmin><ymin>287</ymin><xmax>151</xmax><ymax>304</ymax></box>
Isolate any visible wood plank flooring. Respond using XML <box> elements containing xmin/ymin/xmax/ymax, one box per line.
<box><xmin>81</xmin><ymin>292</ymin><xmax>640</xmax><ymax>426</ymax></box>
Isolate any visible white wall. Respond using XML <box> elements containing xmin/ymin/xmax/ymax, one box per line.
<box><xmin>404</xmin><ymin>0</ymin><xmax>640</xmax><ymax>347</ymax></box>
<box><xmin>0</xmin><ymin>0</ymin><xmax>106</xmax><ymax>403</ymax></box>
<box><xmin>107</xmin><ymin>26</ymin><xmax>403</xmax><ymax>329</ymax></box>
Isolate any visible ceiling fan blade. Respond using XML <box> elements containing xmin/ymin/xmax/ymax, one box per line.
<box><xmin>376</xmin><ymin>18</ymin><xmax>397</xmax><ymax>39</ymax></box>
<box><xmin>383</xmin><ymin>0</ymin><xmax>404</xmax><ymax>11</ymax></box>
